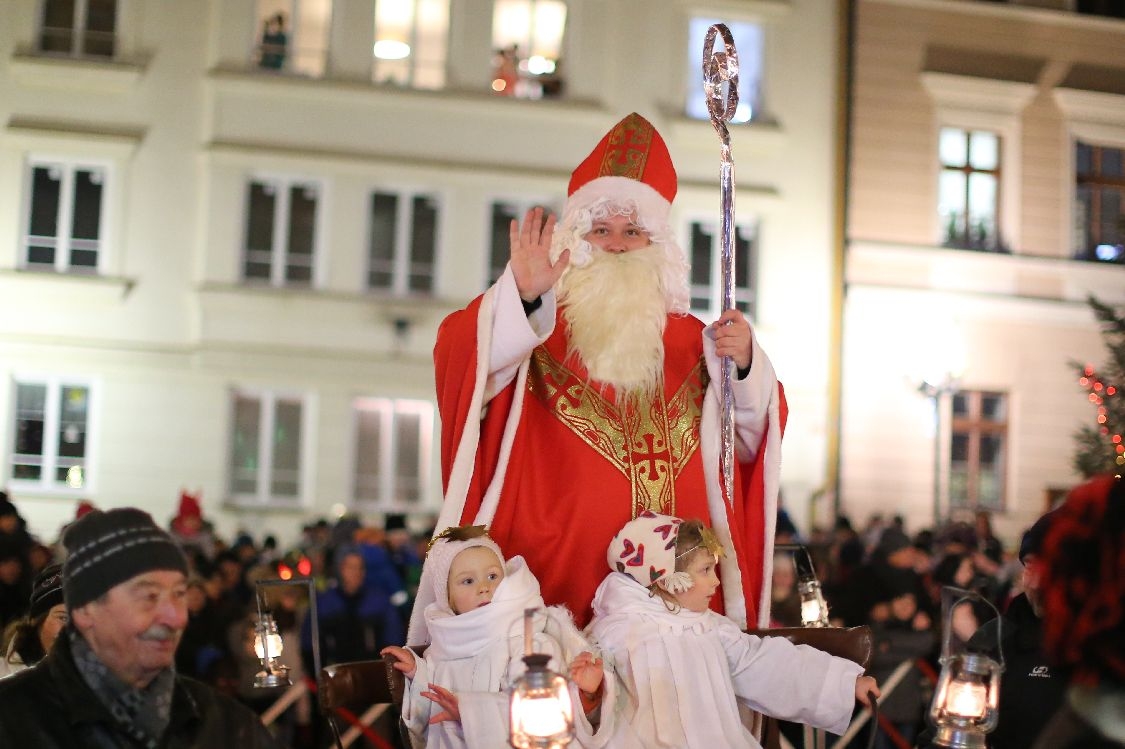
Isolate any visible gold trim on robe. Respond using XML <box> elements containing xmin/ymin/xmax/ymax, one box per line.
<box><xmin>527</xmin><ymin>347</ymin><xmax>705</xmax><ymax>517</ymax></box>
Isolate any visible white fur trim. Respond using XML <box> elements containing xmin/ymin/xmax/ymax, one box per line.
<box><xmin>658</xmin><ymin>571</ymin><xmax>695</xmax><ymax>595</ymax></box>
<box><xmin>565</xmin><ymin>176</ymin><xmax>670</xmax><ymax>228</ymax></box>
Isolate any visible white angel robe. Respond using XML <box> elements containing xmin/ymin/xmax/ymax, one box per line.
<box><xmin>403</xmin><ymin>556</ymin><xmax>615</xmax><ymax>749</ymax></box>
<box><xmin>588</xmin><ymin>572</ymin><xmax>863</xmax><ymax>749</ymax></box>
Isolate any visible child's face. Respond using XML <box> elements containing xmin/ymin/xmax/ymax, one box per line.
<box><xmin>672</xmin><ymin>551</ymin><xmax>721</xmax><ymax>613</ymax></box>
<box><xmin>447</xmin><ymin>546</ymin><xmax>505</xmax><ymax>614</ymax></box>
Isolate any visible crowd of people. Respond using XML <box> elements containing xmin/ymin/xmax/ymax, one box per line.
<box><xmin>0</xmin><ymin>112</ymin><xmax>1120</xmax><ymax>749</ymax></box>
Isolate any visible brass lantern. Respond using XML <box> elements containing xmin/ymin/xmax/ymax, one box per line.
<box><xmin>509</xmin><ymin>608</ymin><xmax>575</xmax><ymax>748</ymax></box>
<box><xmin>929</xmin><ymin>587</ymin><xmax>1003</xmax><ymax>748</ymax></box>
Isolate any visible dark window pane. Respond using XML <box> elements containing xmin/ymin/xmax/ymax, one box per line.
<box><xmin>395</xmin><ymin>410</ymin><xmax>422</xmax><ymax>503</ymax></box>
<box><xmin>231</xmin><ymin>396</ymin><xmax>261</xmax><ymax>495</ymax></box>
<box><xmin>71</xmin><ymin>169</ymin><xmax>103</xmax><ymax>240</ymax></box>
<box><xmin>354</xmin><ymin>407</ymin><xmax>383</xmax><ymax>502</ymax></box>
<box><xmin>15</xmin><ymin>384</ymin><xmax>47</xmax><ymax>462</ymax></box>
<box><xmin>734</xmin><ymin>226</ymin><xmax>752</xmax><ymax>288</ymax></box>
<box><xmin>28</xmin><ymin>166</ymin><xmax>61</xmax><ymax>266</ymax></box>
<box><xmin>951</xmin><ymin>432</ymin><xmax>969</xmax><ymax>462</ymax></box>
<box><xmin>980</xmin><ymin>394</ymin><xmax>1005</xmax><ymax>421</ymax></box>
<box><xmin>1101</xmin><ymin>147</ymin><xmax>1123</xmax><ymax>178</ymax></box>
<box><xmin>690</xmin><ymin>223</ymin><xmax>712</xmax><ymax>286</ymax></box>
<box><xmin>245</xmin><ymin>182</ymin><xmax>275</xmax><ymax>281</ymax></box>
<box><xmin>980</xmin><ymin>434</ymin><xmax>1002</xmax><ymax>467</ymax></box>
<box><xmin>270</xmin><ymin>400</ymin><xmax>302</xmax><ymax>497</ymax></box>
<box><xmin>369</xmin><ymin>192</ymin><xmax>398</xmax><ymax>289</ymax></box>
<box><xmin>1076</xmin><ymin>143</ymin><xmax>1093</xmax><ymax>177</ymax></box>
<box><xmin>40</xmin><ymin>0</ymin><xmax>76</xmax><ymax>53</ymax></box>
<box><xmin>83</xmin><ymin>0</ymin><xmax>116</xmax><ymax>56</ymax></box>
<box><xmin>490</xmin><ymin>202</ymin><xmax>518</xmax><ymax>285</ymax></box>
<box><xmin>409</xmin><ymin>195</ymin><xmax>437</xmax><ymax>293</ymax></box>
<box><xmin>952</xmin><ymin>392</ymin><xmax>968</xmax><ymax>416</ymax></box>
<box><xmin>286</xmin><ymin>184</ymin><xmax>316</xmax><ymax>285</ymax></box>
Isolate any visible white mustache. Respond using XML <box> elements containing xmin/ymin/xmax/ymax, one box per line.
<box><xmin>139</xmin><ymin>624</ymin><xmax>180</xmax><ymax>642</ymax></box>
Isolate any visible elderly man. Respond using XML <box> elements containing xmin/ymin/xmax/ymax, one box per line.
<box><xmin>0</xmin><ymin>508</ymin><xmax>278</xmax><ymax>748</ymax></box>
<box><xmin>420</xmin><ymin>112</ymin><xmax>784</xmax><ymax>636</ymax></box>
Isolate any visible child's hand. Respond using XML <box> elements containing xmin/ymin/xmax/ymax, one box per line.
<box><xmin>568</xmin><ymin>651</ymin><xmax>605</xmax><ymax>696</ymax></box>
<box><xmin>855</xmin><ymin>675</ymin><xmax>880</xmax><ymax>707</ymax></box>
<box><xmin>421</xmin><ymin>683</ymin><xmax>461</xmax><ymax>724</ymax></box>
<box><xmin>380</xmin><ymin>645</ymin><xmax>417</xmax><ymax>680</ymax></box>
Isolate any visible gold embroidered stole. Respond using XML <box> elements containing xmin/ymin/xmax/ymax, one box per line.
<box><xmin>527</xmin><ymin>347</ymin><xmax>705</xmax><ymax>517</ymax></box>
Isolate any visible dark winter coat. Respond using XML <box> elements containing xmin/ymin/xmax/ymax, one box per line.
<box><xmin>0</xmin><ymin>631</ymin><xmax>279</xmax><ymax>749</ymax></box>
<box><xmin>969</xmin><ymin>593</ymin><xmax>1070</xmax><ymax>749</ymax></box>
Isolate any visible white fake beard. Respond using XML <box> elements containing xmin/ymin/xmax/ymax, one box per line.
<box><xmin>557</xmin><ymin>244</ymin><xmax>671</xmax><ymax>400</ymax></box>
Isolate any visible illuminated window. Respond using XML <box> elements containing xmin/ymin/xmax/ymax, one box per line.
<box><xmin>372</xmin><ymin>0</ymin><xmax>449</xmax><ymax>89</ymax></box>
<box><xmin>491</xmin><ymin>0</ymin><xmax>567</xmax><ymax>99</ymax></box>
<box><xmin>1074</xmin><ymin>141</ymin><xmax>1125</xmax><ymax>263</ymax></box>
<box><xmin>39</xmin><ymin>0</ymin><xmax>116</xmax><ymax>58</ymax></box>
<box><xmin>686</xmin><ymin>18</ymin><xmax>763</xmax><ymax>123</ymax></box>
<box><xmin>242</xmin><ymin>177</ymin><xmax>321</xmax><ymax>288</ymax></box>
<box><xmin>686</xmin><ymin>219</ymin><xmax>758</xmax><ymax>320</ymax></box>
<box><xmin>368</xmin><ymin>190</ymin><xmax>440</xmax><ymax>295</ymax></box>
<box><xmin>254</xmin><ymin>0</ymin><xmax>332</xmax><ymax>77</ymax></box>
<box><xmin>353</xmin><ymin>398</ymin><xmax>433</xmax><ymax>509</ymax></box>
<box><xmin>229</xmin><ymin>390</ymin><xmax>306</xmax><ymax>505</ymax></box>
<box><xmin>10</xmin><ymin>379</ymin><xmax>91</xmax><ymax>492</ymax></box>
<box><xmin>939</xmin><ymin>127</ymin><xmax>1004</xmax><ymax>252</ymax></box>
<box><xmin>23</xmin><ymin>159</ymin><xmax>107</xmax><ymax>274</ymax></box>
<box><xmin>950</xmin><ymin>390</ymin><xmax>1007</xmax><ymax>511</ymax></box>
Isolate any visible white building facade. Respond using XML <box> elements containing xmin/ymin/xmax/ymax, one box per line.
<box><xmin>0</xmin><ymin>0</ymin><xmax>842</xmax><ymax>545</ymax></box>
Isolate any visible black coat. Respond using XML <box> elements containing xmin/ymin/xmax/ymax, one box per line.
<box><xmin>969</xmin><ymin>593</ymin><xmax>1070</xmax><ymax>749</ymax></box>
<box><xmin>0</xmin><ymin>631</ymin><xmax>279</xmax><ymax>749</ymax></box>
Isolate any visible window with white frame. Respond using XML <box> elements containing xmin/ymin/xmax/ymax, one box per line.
<box><xmin>939</xmin><ymin>127</ymin><xmax>1005</xmax><ymax>252</ymax></box>
<box><xmin>371</xmin><ymin>0</ymin><xmax>449</xmax><ymax>89</ymax></box>
<box><xmin>243</xmin><ymin>178</ymin><xmax>320</xmax><ymax>287</ymax></box>
<box><xmin>486</xmin><ymin>198</ymin><xmax>558</xmax><ymax>286</ymax></box>
<box><xmin>686</xmin><ymin>219</ymin><xmax>758</xmax><ymax>320</ymax></box>
<box><xmin>353</xmin><ymin>398</ymin><xmax>433</xmax><ymax>509</ymax></box>
<box><xmin>491</xmin><ymin>0</ymin><xmax>567</xmax><ymax>99</ymax></box>
<box><xmin>253</xmin><ymin>0</ymin><xmax>332</xmax><ymax>76</ymax></box>
<box><xmin>368</xmin><ymin>189</ymin><xmax>439</xmax><ymax>294</ymax></box>
<box><xmin>1074</xmin><ymin>141</ymin><xmax>1125</xmax><ymax>263</ymax></box>
<box><xmin>229</xmin><ymin>391</ymin><xmax>306</xmax><ymax>504</ymax></box>
<box><xmin>10</xmin><ymin>379</ymin><xmax>92</xmax><ymax>491</ymax></box>
<box><xmin>686</xmin><ymin>17</ymin><xmax>763</xmax><ymax>123</ymax></box>
<box><xmin>949</xmin><ymin>390</ymin><xmax>1007</xmax><ymax>511</ymax></box>
<box><xmin>39</xmin><ymin>0</ymin><xmax>116</xmax><ymax>58</ymax></box>
<box><xmin>24</xmin><ymin>159</ymin><xmax>107</xmax><ymax>273</ymax></box>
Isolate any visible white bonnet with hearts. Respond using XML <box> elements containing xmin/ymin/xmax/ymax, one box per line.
<box><xmin>606</xmin><ymin>511</ymin><xmax>723</xmax><ymax>595</ymax></box>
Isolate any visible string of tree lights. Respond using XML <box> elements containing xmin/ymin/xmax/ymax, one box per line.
<box><xmin>1072</xmin><ymin>297</ymin><xmax>1125</xmax><ymax>477</ymax></box>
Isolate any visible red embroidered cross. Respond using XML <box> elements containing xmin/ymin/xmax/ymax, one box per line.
<box><xmin>631</xmin><ymin>432</ymin><xmax>670</xmax><ymax>481</ymax></box>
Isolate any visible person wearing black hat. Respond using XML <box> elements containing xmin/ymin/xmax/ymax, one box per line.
<box><xmin>963</xmin><ymin>506</ymin><xmax>1069</xmax><ymax>749</ymax></box>
<box><xmin>0</xmin><ymin>563</ymin><xmax>66</xmax><ymax>678</ymax></box>
<box><xmin>0</xmin><ymin>507</ymin><xmax>279</xmax><ymax>748</ymax></box>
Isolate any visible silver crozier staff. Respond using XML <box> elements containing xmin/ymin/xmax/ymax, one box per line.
<box><xmin>703</xmin><ymin>23</ymin><xmax>740</xmax><ymax>505</ymax></box>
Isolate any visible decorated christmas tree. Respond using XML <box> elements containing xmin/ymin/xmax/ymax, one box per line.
<box><xmin>1072</xmin><ymin>296</ymin><xmax>1125</xmax><ymax>477</ymax></box>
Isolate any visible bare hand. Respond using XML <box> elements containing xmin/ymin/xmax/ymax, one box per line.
<box><xmin>422</xmin><ymin>683</ymin><xmax>461</xmax><ymax>724</ymax></box>
<box><xmin>380</xmin><ymin>645</ymin><xmax>417</xmax><ymax>680</ymax></box>
<box><xmin>510</xmin><ymin>207</ymin><xmax>570</xmax><ymax>302</ymax></box>
<box><xmin>855</xmin><ymin>676</ymin><xmax>880</xmax><ymax>707</ymax></box>
<box><xmin>710</xmin><ymin>309</ymin><xmax>752</xmax><ymax>371</ymax></box>
<box><xmin>568</xmin><ymin>651</ymin><xmax>605</xmax><ymax>696</ymax></box>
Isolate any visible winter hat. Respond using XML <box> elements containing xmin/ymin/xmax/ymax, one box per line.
<box><xmin>425</xmin><ymin>525</ymin><xmax>505</xmax><ymax>613</ymax></box>
<box><xmin>62</xmin><ymin>508</ymin><xmax>189</xmax><ymax>610</ymax></box>
<box><xmin>607</xmin><ymin>511</ymin><xmax>699</xmax><ymax>595</ymax></box>
<box><xmin>384</xmin><ymin>513</ymin><xmax>407</xmax><ymax>533</ymax></box>
<box><xmin>29</xmin><ymin>563</ymin><xmax>64</xmax><ymax>619</ymax></box>
<box><xmin>0</xmin><ymin>495</ymin><xmax>18</xmax><ymax>519</ymax></box>
<box><xmin>1018</xmin><ymin>507</ymin><xmax>1059</xmax><ymax>563</ymax></box>
<box><xmin>74</xmin><ymin>500</ymin><xmax>97</xmax><ymax>520</ymax></box>
<box><xmin>875</xmin><ymin>527</ymin><xmax>911</xmax><ymax>558</ymax></box>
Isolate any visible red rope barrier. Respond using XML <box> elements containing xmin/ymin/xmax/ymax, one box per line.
<box><xmin>305</xmin><ymin>676</ymin><xmax>394</xmax><ymax>749</ymax></box>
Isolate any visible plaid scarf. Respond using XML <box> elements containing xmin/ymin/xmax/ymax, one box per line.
<box><xmin>69</xmin><ymin>629</ymin><xmax>176</xmax><ymax>748</ymax></box>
